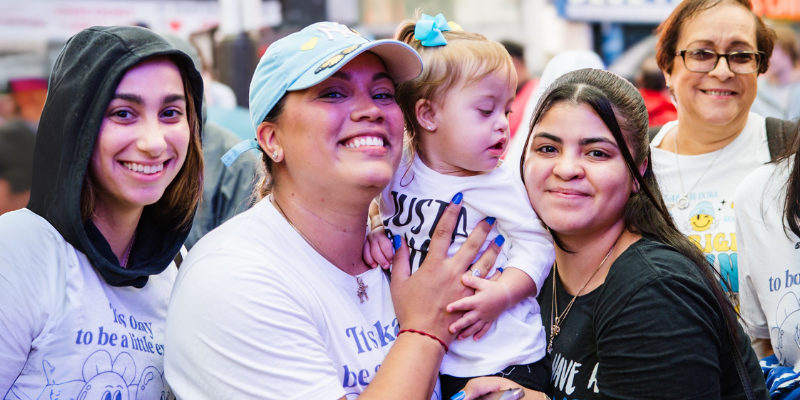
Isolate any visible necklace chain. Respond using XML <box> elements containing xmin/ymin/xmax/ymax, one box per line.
<box><xmin>548</xmin><ymin>238</ymin><xmax>617</xmax><ymax>354</ymax></box>
<box><xmin>121</xmin><ymin>231</ymin><xmax>136</xmax><ymax>268</ymax></box>
<box><xmin>271</xmin><ymin>196</ymin><xmax>369</xmax><ymax>303</ymax></box>
<box><xmin>672</xmin><ymin>130</ymin><xmax>725</xmax><ymax>210</ymax></box>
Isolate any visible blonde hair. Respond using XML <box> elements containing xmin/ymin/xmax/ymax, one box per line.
<box><xmin>394</xmin><ymin>12</ymin><xmax>516</xmax><ymax>157</ymax></box>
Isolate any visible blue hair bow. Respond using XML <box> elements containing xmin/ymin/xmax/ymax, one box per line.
<box><xmin>414</xmin><ymin>13</ymin><xmax>452</xmax><ymax>47</ymax></box>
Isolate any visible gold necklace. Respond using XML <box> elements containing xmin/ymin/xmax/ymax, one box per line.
<box><xmin>271</xmin><ymin>197</ymin><xmax>369</xmax><ymax>303</ymax></box>
<box><xmin>548</xmin><ymin>240</ymin><xmax>617</xmax><ymax>354</ymax></box>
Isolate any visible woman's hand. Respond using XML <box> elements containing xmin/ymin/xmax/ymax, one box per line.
<box><xmin>446</xmin><ymin>266</ymin><xmax>508</xmax><ymax>340</ymax></box>
<box><xmin>389</xmin><ymin>193</ymin><xmax>502</xmax><ymax>345</ymax></box>
<box><xmin>454</xmin><ymin>377</ymin><xmax>549</xmax><ymax>400</ymax></box>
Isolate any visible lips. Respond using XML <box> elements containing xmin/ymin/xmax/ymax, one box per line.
<box><xmin>122</xmin><ymin>161</ymin><xmax>165</xmax><ymax>175</ymax></box>
<box><xmin>549</xmin><ymin>188</ymin><xmax>590</xmax><ymax>197</ymax></box>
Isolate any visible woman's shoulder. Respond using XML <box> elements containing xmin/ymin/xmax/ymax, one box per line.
<box><xmin>175</xmin><ymin>198</ymin><xmax>327</xmax><ymax>297</ymax></box>
<box><xmin>602</xmin><ymin>238</ymin><xmax>708</xmax><ymax>302</ymax></box>
<box><xmin>596</xmin><ymin>238</ymin><xmax>722</xmax><ymax>325</ymax></box>
<box><xmin>0</xmin><ymin>209</ymin><xmax>71</xmax><ymax>269</ymax></box>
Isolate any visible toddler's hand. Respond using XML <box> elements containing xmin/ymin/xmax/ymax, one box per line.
<box><xmin>363</xmin><ymin>226</ymin><xmax>394</xmax><ymax>269</ymax></box>
<box><xmin>446</xmin><ymin>268</ymin><xmax>509</xmax><ymax>340</ymax></box>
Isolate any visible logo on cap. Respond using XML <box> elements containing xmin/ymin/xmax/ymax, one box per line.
<box><xmin>315</xmin><ymin>44</ymin><xmax>363</xmax><ymax>74</ymax></box>
<box><xmin>315</xmin><ymin>22</ymin><xmax>362</xmax><ymax>41</ymax></box>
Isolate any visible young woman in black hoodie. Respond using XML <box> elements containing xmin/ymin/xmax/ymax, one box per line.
<box><xmin>0</xmin><ymin>26</ymin><xmax>203</xmax><ymax>400</ymax></box>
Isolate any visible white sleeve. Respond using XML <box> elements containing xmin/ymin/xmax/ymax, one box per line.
<box><xmin>734</xmin><ymin>178</ymin><xmax>770</xmax><ymax>339</ymax></box>
<box><xmin>164</xmin><ymin>251</ymin><xmax>345</xmax><ymax>400</ymax></box>
<box><xmin>492</xmin><ymin>176</ymin><xmax>555</xmax><ymax>294</ymax></box>
<box><xmin>0</xmin><ymin>211</ymin><xmax>57</xmax><ymax>392</ymax></box>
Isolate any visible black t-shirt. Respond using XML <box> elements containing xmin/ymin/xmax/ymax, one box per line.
<box><xmin>538</xmin><ymin>238</ymin><xmax>767</xmax><ymax>400</ymax></box>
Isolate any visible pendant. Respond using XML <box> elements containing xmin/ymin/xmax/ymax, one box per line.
<box><xmin>677</xmin><ymin>195</ymin><xmax>690</xmax><ymax>210</ymax></box>
<box><xmin>356</xmin><ymin>277</ymin><xmax>369</xmax><ymax>303</ymax></box>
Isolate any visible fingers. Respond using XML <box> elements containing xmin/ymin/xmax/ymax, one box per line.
<box><xmin>459</xmin><ymin>320</ymin><xmax>485</xmax><ymax>341</ymax></box>
<box><xmin>457</xmin><ymin>376</ymin><xmax>515</xmax><ymax>400</ymax></box>
<box><xmin>473</xmin><ymin>321</ymin><xmax>492</xmax><ymax>340</ymax></box>
<box><xmin>363</xmin><ymin>240</ymin><xmax>377</xmax><ymax>268</ymax></box>
<box><xmin>466</xmin><ymin>235</ymin><xmax>504</xmax><ymax>278</ymax></box>
<box><xmin>370</xmin><ymin>234</ymin><xmax>393</xmax><ymax>269</ymax></box>
<box><xmin>452</xmin><ymin>218</ymin><xmax>498</xmax><ymax>270</ymax></box>
<box><xmin>378</xmin><ymin>234</ymin><xmax>395</xmax><ymax>268</ymax></box>
<box><xmin>427</xmin><ymin>192</ymin><xmax>463</xmax><ymax>259</ymax></box>
<box><xmin>446</xmin><ymin>293</ymin><xmax>478</xmax><ymax>314</ymax></box>
<box><xmin>459</xmin><ymin>274</ymin><xmax>489</xmax><ymax>292</ymax></box>
<box><xmin>488</xmin><ymin>267</ymin><xmax>503</xmax><ymax>281</ymax></box>
<box><xmin>389</xmin><ymin>236</ymin><xmax>410</xmax><ymax>288</ymax></box>
<box><xmin>448</xmin><ymin>310</ymin><xmax>479</xmax><ymax>335</ymax></box>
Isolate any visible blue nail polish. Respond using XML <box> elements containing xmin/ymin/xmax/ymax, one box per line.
<box><xmin>451</xmin><ymin>391</ymin><xmax>466</xmax><ymax>400</ymax></box>
<box><xmin>497</xmin><ymin>267</ymin><xmax>504</xmax><ymax>273</ymax></box>
<box><xmin>494</xmin><ymin>235</ymin><xmax>505</xmax><ymax>247</ymax></box>
<box><xmin>485</xmin><ymin>217</ymin><xmax>496</xmax><ymax>225</ymax></box>
<box><xmin>452</xmin><ymin>192</ymin><xmax>463</xmax><ymax>205</ymax></box>
<box><xmin>393</xmin><ymin>235</ymin><xmax>402</xmax><ymax>250</ymax></box>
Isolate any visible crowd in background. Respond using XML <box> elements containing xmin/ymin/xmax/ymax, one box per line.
<box><xmin>3</xmin><ymin>2</ymin><xmax>800</xmax><ymax>399</ymax></box>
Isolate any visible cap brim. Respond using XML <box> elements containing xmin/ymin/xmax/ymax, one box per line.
<box><xmin>287</xmin><ymin>39</ymin><xmax>423</xmax><ymax>91</ymax></box>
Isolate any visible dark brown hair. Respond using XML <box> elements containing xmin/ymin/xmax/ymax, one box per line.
<box><xmin>81</xmin><ymin>56</ymin><xmax>203</xmax><ymax>229</ymax></box>
<box><xmin>520</xmin><ymin>68</ymin><xmax>741</xmax><ymax>341</ymax></box>
<box><xmin>655</xmin><ymin>0</ymin><xmax>776</xmax><ymax>75</ymax></box>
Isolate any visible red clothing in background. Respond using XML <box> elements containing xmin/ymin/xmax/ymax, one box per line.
<box><xmin>509</xmin><ymin>78</ymin><xmax>538</xmax><ymax>139</ymax></box>
<box><xmin>639</xmin><ymin>88</ymin><xmax>677</xmax><ymax>127</ymax></box>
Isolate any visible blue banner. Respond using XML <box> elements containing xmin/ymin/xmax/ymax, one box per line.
<box><xmin>556</xmin><ymin>0</ymin><xmax>681</xmax><ymax>23</ymax></box>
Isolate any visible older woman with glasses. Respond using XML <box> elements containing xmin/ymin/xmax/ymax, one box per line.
<box><xmin>650</xmin><ymin>0</ymin><xmax>790</xmax><ymax>340</ymax></box>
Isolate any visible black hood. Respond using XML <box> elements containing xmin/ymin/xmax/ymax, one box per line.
<box><xmin>27</xmin><ymin>26</ymin><xmax>204</xmax><ymax>288</ymax></box>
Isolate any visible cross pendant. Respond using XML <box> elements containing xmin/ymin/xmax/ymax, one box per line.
<box><xmin>356</xmin><ymin>277</ymin><xmax>369</xmax><ymax>303</ymax></box>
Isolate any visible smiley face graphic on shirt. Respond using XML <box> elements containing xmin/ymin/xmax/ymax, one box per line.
<box><xmin>689</xmin><ymin>201</ymin><xmax>719</xmax><ymax>232</ymax></box>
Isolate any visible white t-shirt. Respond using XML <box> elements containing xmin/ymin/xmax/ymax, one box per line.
<box><xmin>735</xmin><ymin>158</ymin><xmax>800</xmax><ymax>368</ymax></box>
<box><xmin>651</xmin><ymin>113</ymin><xmax>772</xmax><ymax>305</ymax></box>
<box><xmin>0</xmin><ymin>209</ymin><xmax>178</xmax><ymax>400</ymax></box>
<box><xmin>164</xmin><ymin>199</ymin><xmax>433</xmax><ymax>400</ymax></box>
<box><xmin>379</xmin><ymin>155</ymin><xmax>554</xmax><ymax>377</ymax></box>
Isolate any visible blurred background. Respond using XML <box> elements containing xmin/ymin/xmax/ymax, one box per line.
<box><xmin>0</xmin><ymin>0</ymin><xmax>798</xmax><ymax>217</ymax></box>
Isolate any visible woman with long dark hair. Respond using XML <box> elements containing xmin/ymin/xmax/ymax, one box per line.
<box><xmin>455</xmin><ymin>68</ymin><xmax>767</xmax><ymax>399</ymax></box>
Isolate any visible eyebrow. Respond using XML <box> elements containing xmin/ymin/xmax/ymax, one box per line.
<box><xmin>332</xmin><ymin>71</ymin><xmax>351</xmax><ymax>80</ymax></box>
<box><xmin>580</xmin><ymin>137</ymin><xmax>618</xmax><ymax>147</ymax></box>
<box><xmin>112</xmin><ymin>93</ymin><xmax>185</xmax><ymax>105</ymax></box>
<box><xmin>534</xmin><ymin>132</ymin><xmax>618</xmax><ymax>147</ymax></box>
<box><xmin>113</xmin><ymin>93</ymin><xmax>143</xmax><ymax>105</ymax></box>
<box><xmin>163</xmin><ymin>94</ymin><xmax>186</xmax><ymax>104</ymax></box>
<box><xmin>534</xmin><ymin>132</ymin><xmax>562</xmax><ymax>143</ymax></box>
<box><xmin>686</xmin><ymin>39</ymin><xmax>755</xmax><ymax>49</ymax></box>
<box><xmin>373</xmin><ymin>72</ymin><xmax>393</xmax><ymax>83</ymax></box>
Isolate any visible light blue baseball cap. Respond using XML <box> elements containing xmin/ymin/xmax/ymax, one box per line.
<box><xmin>222</xmin><ymin>22</ymin><xmax>422</xmax><ymax>166</ymax></box>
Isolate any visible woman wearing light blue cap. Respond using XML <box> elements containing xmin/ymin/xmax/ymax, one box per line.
<box><xmin>164</xmin><ymin>21</ymin><xmax>502</xmax><ymax>399</ymax></box>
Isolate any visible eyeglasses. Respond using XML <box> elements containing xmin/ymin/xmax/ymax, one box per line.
<box><xmin>675</xmin><ymin>49</ymin><xmax>765</xmax><ymax>74</ymax></box>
